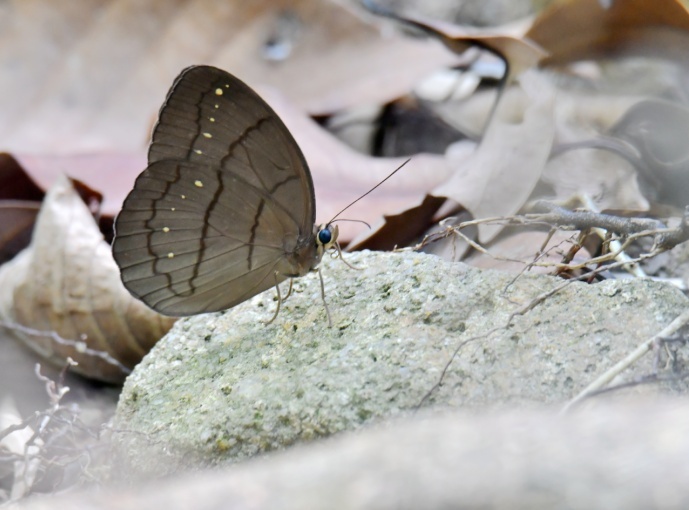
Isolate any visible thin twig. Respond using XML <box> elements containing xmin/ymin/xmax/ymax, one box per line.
<box><xmin>561</xmin><ymin>309</ymin><xmax>689</xmax><ymax>414</ymax></box>
<box><xmin>0</xmin><ymin>320</ymin><xmax>131</xmax><ymax>376</ymax></box>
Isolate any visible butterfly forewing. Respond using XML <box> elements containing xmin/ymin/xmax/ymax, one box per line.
<box><xmin>113</xmin><ymin>66</ymin><xmax>319</xmax><ymax>316</ymax></box>
<box><xmin>148</xmin><ymin>66</ymin><xmax>315</xmax><ymax>233</ymax></box>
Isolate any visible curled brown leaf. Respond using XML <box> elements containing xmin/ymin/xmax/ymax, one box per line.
<box><xmin>0</xmin><ymin>176</ymin><xmax>175</xmax><ymax>383</ymax></box>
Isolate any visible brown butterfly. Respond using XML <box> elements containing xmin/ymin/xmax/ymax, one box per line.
<box><xmin>112</xmin><ymin>66</ymin><xmax>340</xmax><ymax>321</ymax></box>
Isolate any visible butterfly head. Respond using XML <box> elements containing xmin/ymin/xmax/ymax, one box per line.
<box><xmin>315</xmin><ymin>223</ymin><xmax>339</xmax><ymax>258</ymax></box>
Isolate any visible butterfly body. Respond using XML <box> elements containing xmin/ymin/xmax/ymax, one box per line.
<box><xmin>113</xmin><ymin>66</ymin><xmax>336</xmax><ymax>317</ymax></box>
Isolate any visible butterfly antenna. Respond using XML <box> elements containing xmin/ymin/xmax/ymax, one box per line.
<box><xmin>328</xmin><ymin>158</ymin><xmax>411</xmax><ymax>223</ymax></box>
<box><xmin>330</xmin><ymin>218</ymin><xmax>372</xmax><ymax>229</ymax></box>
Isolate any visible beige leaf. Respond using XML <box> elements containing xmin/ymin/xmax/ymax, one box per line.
<box><xmin>543</xmin><ymin>142</ymin><xmax>648</xmax><ymax>212</ymax></box>
<box><xmin>432</xmin><ymin>70</ymin><xmax>556</xmax><ymax>242</ymax></box>
<box><xmin>12</xmin><ymin>94</ymin><xmax>454</xmax><ymax>245</ymax></box>
<box><xmin>385</xmin><ymin>13</ymin><xmax>546</xmax><ymax>79</ymax></box>
<box><xmin>1</xmin><ymin>0</ymin><xmax>458</xmax><ymax>153</ymax></box>
<box><xmin>0</xmin><ymin>176</ymin><xmax>175</xmax><ymax>383</ymax></box>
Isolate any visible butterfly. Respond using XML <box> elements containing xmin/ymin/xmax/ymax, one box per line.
<box><xmin>112</xmin><ymin>65</ymin><xmax>340</xmax><ymax>322</ymax></box>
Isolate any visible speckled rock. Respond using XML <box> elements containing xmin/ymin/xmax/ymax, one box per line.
<box><xmin>22</xmin><ymin>402</ymin><xmax>689</xmax><ymax>510</ymax></box>
<box><xmin>112</xmin><ymin>250</ymin><xmax>689</xmax><ymax>480</ymax></box>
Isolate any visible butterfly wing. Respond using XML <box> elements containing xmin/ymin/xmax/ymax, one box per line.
<box><xmin>113</xmin><ymin>66</ymin><xmax>317</xmax><ymax>316</ymax></box>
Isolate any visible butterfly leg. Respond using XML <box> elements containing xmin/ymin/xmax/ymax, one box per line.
<box><xmin>265</xmin><ymin>271</ymin><xmax>284</xmax><ymax>325</ymax></box>
<box><xmin>283</xmin><ymin>278</ymin><xmax>294</xmax><ymax>301</ymax></box>
<box><xmin>331</xmin><ymin>242</ymin><xmax>362</xmax><ymax>270</ymax></box>
<box><xmin>318</xmin><ymin>267</ymin><xmax>333</xmax><ymax>327</ymax></box>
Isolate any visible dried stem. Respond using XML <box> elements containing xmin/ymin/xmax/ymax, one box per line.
<box><xmin>561</xmin><ymin>309</ymin><xmax>689</xmax><ymax>414</ymax></box>
<box><xmin>0</xmin><ymin>320</ymin><xmax>131</xmax><ymax>376</ymax></box>
<box><xmin>413</xmin><ymin>199</ymin><xmax>688</xmax><ymax>407</ymax></box>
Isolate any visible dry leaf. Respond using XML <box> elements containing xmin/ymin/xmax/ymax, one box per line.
<box><xmin>543</xmin><ymin>146</ymin><xmax>647</xmax><ymax>212</ymax></box>
<box><xmin>0</xmin><ymin>176</ymin><xmax>175</xmax><ymax>383</ymax></box>
<box><xmin>523</xmin><ymin>0</ymin><xmax>689</xmax><ymax>212</ymax></box>
<box><xmin>363</xmin><ymin>1</ymin><xmax>546</xmax><ymax>79</ymax></box>
<box><xmin>10</xmin><ymin>101</ymin><xmax>453</xmax><ymax>245</ymax></box>
<box><xmin>543</xmin><ymin>95</ymin><xmax>689</xmax><ymax>212</ymax></box>
<box><xmin>0</xmin><ymin>154</ymin><xmax>45</xmax><ymax>263</ymax></box>
<box><xmin>608</xmin><ymin>99</ymin><xmax>689</xmax><ymax>208</ymax></box>
<box><xmin>0</xmin><ymin>153</ymin><xmax>45</xmax><ymax>202</ymax></box>
<box><xmin>0</xmin><ymin>153</ymin><xmax>125</xmax><ymax>262</ymax></box>
<box><xmin>432</xmin><ymin>70</ymin><xmax>556</xmax><ymax>242</ymax></box>
<box><xmin>343</xmin><ymin>136</ymin><xmax>477</xmax><ymax>251</ymax></box>
<box><xmin>395</xmin><ymin>16</ymin><xmax>546</xmax><ymax>80</ymax></box>
<box><xmin>347</xmin><ymin>194</ymin><xmax>447</xmax><ymax>251</ymax></box>
<box><xmin>1</xmin><ymin>0</ymin><xmax>458</xmax><ymax>154</ymax></box>
<box><xmin>0</xmin><ymin>201</ymin><xmax>39</xmax><ymax>265</ymax></box>
<box><xmin>528</xmin><ymin>0</ymin><xmax>689</xmax><ymax>66</ymax></box>
<box><xmin>14</xmin><ymin>153</ymin><xmax>146</xmax><ymax>217</ymax></box>
<box><xmin>1</xmin><ymin>0</ymin><xmax>463</xmax><ymax>251</ymax></box>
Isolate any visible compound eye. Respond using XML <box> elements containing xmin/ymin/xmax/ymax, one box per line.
<box><xmin>318</xmin><ymin>227</ymin><xmax>333</xmax><ymax>245</ymax></box>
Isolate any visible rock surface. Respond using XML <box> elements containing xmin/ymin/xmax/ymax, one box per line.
<box><xmin>20</xmin><ymin>401</ymin><xmax>689</xmax><ymax>510</ymax></box>
<box><xmin>111</xmin><ymin>250</ymin><xmax>689</xmax><ymax>480</ymax></box>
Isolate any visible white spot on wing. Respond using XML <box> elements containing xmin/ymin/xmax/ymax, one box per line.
<box><xmin>215</xmin><ymin>88</ymin><xmax>223</xmax><ymax>96</ymax></box>
<box><xmin>195</xmin><ymin>180</ymin><xmax>204</xmax><ymax>188</ymax></box>
<box><xmin>203</xmin><ymin>132</ymin><xmax>212</xmax><ymax>138</ymax></box>
<box><xmin>167</xmin><ymin>252</ymin><xmax>175</xmax><ymax>258</ymax></box>
<box><xmin>163</xmin><ymin>227</ymin><xmax>170</xmax><ymax>233</ymax></box>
